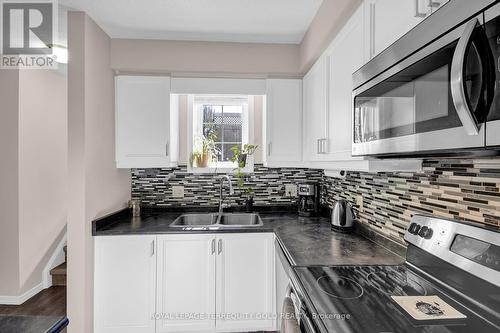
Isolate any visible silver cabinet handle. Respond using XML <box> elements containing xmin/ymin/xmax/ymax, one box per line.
<box><xmin>414</xmin><ymin>0</ymin><xmax>427</xmax><ymax>18</ymax></box>
<box><xmin>428</xmin><ymin>0</ymin><xmax>441</xmax><ymax>9</ymax></box>
<box><xmin>451</xmin><ymin>18</ymin><xmax>481</xmax><ymax>136</ymax></box>
<box><xmin>150</xmin><ymin>240</ymin><xmax>155</xmax><ymax>256</ymax></box>
<box><xmin>268</xmin><ymin>142</ymin><xmax>272</xmax><ymax>157</ymax></box>
<box><xmin>165</xmin><ymin>142</ymin><xmax>169</xmax><ymax>156</ymax></box>
<box><xmin>211</xmin><ymin>239</ymin><xmax>216</xmax><ymax>255</ymax></box>
<box><xmin>316</xmin><ymin>139</ymin><xmax>321</xmax><ymax>154</ymax></box>
<box><xmin>218</xmin><ymin>239</ymin><xmax>223</xmax><ymax>255</ymax></box>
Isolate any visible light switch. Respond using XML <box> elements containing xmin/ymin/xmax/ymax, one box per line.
<box><xmin>172</xmin><ymin>186</ymin><xmax>185</xmax><ymax>198</ymax></box>
<box><xmin>285</xmin><ymin>184</ymin><xmax>297</xmax><ymax>197</ymax></box>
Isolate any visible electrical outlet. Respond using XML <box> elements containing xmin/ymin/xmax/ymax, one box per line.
<box><xmin>284</xmin><ymin>184</ymin><xmax>298</xmax><ymax>197</ymax></box>
<box><xmin>172</xmin><ymin>186</ymin><xmax>185</xmax><ymax>198</ymax></box>
<box><xmin>356</xmin><ymin>195</ymin><xmax>364</xmax><ymax>211</ymax></box>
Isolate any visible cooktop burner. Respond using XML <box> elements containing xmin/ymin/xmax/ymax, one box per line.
<box><xmin>317</xmin><ymin>275</ymin><xmax>364</xmax><ymax>299</ymax></box>
<box><xmin>294</xmin><ymin>265</ymin><xmax>498</xmax><ymax>333</ymax></box>
<box><xmin>366</xmin><ymin>269</ymin><xmax>427</xmax><ymax>296</ymax></box>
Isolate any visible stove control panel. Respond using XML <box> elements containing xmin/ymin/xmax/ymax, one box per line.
<box><xmin>405</xmin><ymin>215</ymin><xmax>500</xmax><ymax>288</ymax></box>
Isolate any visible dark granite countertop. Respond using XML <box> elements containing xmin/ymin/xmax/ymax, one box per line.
<box><xmin>0</xmin><ymin>315</ymin><xmax>68</xmax><ymax>333</ymax></box>
<box><xmin>93</xmin><ymin>207</ymin><xmax>405</xmax><ymax>266</ymax></box>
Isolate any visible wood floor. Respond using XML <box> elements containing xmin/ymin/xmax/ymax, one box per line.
<box><xmin>0</xmin><ymin>286</ymin><xmax>66</xmax><ymax>316</ymax></box>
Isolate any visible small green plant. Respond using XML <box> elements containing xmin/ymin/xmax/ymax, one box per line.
<box><xmin>191</xmin><ymin>122</ymin><xmax>219</xmax><ymax>168</ymax></box>
<box><xmin>230</xmin><ymin>144</ymin><xmax>258</xmax><ymax>196</ymax></box>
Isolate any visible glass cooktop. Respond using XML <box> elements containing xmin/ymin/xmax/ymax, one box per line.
<box><xmin>294</xmin><ymin>265</ymin><xmax>499</xmax><ymax>333</ymax></box>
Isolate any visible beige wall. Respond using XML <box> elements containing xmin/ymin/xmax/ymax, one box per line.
<box><xmin>18</xmin><ymin>69</ymin><xmax>68</xmax><ymax>292</ymax></box>
<box><xmin>68</xmin><ymin>11</ymin><xmax>131</xmax><ymax>333</ymax></box>
<box><xmin>111</xmin><ymin>39</ymin><xmax>301</xmax><ymax>77</ymax></box>
<box><xmin>0</xmin><ymin>69</ymin><xmax>21</xmax><ymax>296</ymax></box>
<box><xmin>299</xmin><ymin>0</ymin><xmax>363</xmax><ymax>73</ymax></box>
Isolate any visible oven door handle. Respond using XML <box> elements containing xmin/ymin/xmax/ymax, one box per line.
<box><xmin>451</xmin><ymin>18</ymin><xmax>494</xmax><ymax>136</ymax></box>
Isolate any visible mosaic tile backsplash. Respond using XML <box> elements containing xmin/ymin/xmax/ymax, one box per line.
<box><xmin>132</xmin><ymin>165</ymin><xmax>323</xmax><ymax>207</ymax></box>
<box><xmin>132</xmin><ymin>159</ymin><xmax>500</xmax><ymax>245</ymax></box>
<box><xmin>322</xmin><ymin>159</ymin><xmax>500</xmax><ymax>245</ymax></box>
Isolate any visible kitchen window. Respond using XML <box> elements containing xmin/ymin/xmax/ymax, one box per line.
<box><xmin>190</xmin><ymin>95</ymin><xmax>252</xmax><ymax>172</ymax></box>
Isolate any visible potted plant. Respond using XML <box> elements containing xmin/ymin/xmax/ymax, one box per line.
<box><xmin>191</xmin><ymin>122</ymin><xmax>219</xmax><ymax>168</ymax></box>
<box><xmin>230</xmin><ymin>144</ymin><xmax>258</xmax><ymax>212</ymax></box>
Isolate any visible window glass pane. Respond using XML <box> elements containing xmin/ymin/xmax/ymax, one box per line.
<box><xmin>223</xmin><ymin>143</ymin><xmax>241</xmax><ymax>162</ymax></box>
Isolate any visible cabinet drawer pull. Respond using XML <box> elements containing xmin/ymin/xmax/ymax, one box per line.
<box><xmin>165</xmin><ymin>143</ymin><xmax>169</xmax><ymax>157</ymax></box>
<box><xmin>414</xmin><ymin>0</ymin><xmax>427</xmax><ymax>17</ymax></box>
<box><xmin>218</xmin><ymin>239</ymin><xmax>223</xmax><ymax>255</ymax></box>
<box><xmin>211</xmin><ymin>239</ymin><xmax>216</xmax><ymax>255</ymax></box>
<box><xmin>150</xmin><ymin>240</ymin><xmax>155</xmax><ymax>256</ymax></box>
<box><xmin>268</xmin><ymin>142</ymin><xmax>272</xmax><ymax>156</ymax></box>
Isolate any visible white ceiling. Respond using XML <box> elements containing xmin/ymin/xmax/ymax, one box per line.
<box><xmin>60</xmin><ymin>0</ymin><xmax>324</xmax><ymax>44</ymax></box>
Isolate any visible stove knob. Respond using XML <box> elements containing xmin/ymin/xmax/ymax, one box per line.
<box><xmin>418</xmin><ymin>226</ymin><xmax>433</xmax><ymax>239</ymax></box>
<box><xmin>411</xmin><ymin>224</ymin><xmax>421</xmax><ymax>235</ymax></box>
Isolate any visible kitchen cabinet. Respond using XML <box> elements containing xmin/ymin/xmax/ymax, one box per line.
<box><xmin>156</xmin><ymin>234</ymin><xmax>216</xmax><ymax>333</ymax></box>
<box><xmin>94</xmin><ymin>235</ymin><xmax>156</xmax><ymax>333</ymax></box>
<box><xmin>115</xmin><ymin>75</ymin><xmax>178</xmax><ymax>168</ymax></box>
<box><xmin>215</xmin><ymin>233</ymin><xmax>275</xmax><ymax>332</ymax></box>
<box><xmin>302</xmin><ymin>57</ymin><xmax>329</xmax><ymax>162</ymax></box>
<box><xmin>264</xmin><ymin>79</ymin><xmax>303</xmax><ymax>167</ymax></box>
<box><xmin>325</xmin><ymin>5</ymin><xmax>365</xmax><ymax>162</ymax></box>
<box><xmin>365</xmin><ymin>0</ymin><xmax>449</xmax><ymax>59</ymax></box>
<box><xmin>155</xmin><ymin>233</ymin><xmax>275</xmax><ymax>333</ymax></box>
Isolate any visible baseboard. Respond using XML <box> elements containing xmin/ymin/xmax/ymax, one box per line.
<box><xmin>0</xmin><ymin>282</ymin><xmax>44</xmax><ymax>305</ymax></box>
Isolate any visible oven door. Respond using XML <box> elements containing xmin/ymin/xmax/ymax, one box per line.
<box><xmin>353</xmin><ymin>16</ymin><xmax>495</xmax><ymax>157</ymax></box>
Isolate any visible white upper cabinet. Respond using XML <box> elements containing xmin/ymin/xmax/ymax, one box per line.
<box><xmin>115</xmin><ymin>75</ymin><xmax>179</xmax><ymax>168</ymax></box>
<box><xmin>325</xmin><ymin>5</ymin><xmax>365</xmax><ymax>162</ymax></box>
<box><xmin>94</xmin><ymin>235</ymin><xmax>157</xmax><ymax>333</ymax></box>
<box><xmin>264</xmin><ymin>79</ymin><xmax>303</xmax><ymax>166</ymax></box>
<box><xmin>302</xmin><ymin>57</ymin><xmax>329</xmax><ymax>162</ymax></box>
<box><xmin>365</xmin><ymin>0</ymin><xmax>449</xmax><ymax>59</ymax></box>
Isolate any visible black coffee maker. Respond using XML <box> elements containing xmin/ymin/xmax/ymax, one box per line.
<box><xmin>298</xmin><ymin>182</ymin><xmax>320</xmax><ymax>217</ymax></box>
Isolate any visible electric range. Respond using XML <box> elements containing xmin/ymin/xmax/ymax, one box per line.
<box><xmin>291</xmin><ymin>215</ymin><xmax>500</xmax><ymax>333</ymax></box>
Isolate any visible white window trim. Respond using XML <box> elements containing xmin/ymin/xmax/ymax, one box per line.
<box><xmin>187</xmin><ymin>94</ymin><xmax>255</xmax><ymax>174</ymax></box>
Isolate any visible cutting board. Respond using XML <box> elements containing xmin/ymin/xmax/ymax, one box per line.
<box><xmin>391</xmin><ymin>295</ymin><xmax>467</xmax><ymax>321</ymax></box>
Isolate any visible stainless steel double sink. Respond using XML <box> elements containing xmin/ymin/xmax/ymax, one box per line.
<box><xmin>170</xmin><ymin>213</ymin><xmax>263</xmax><ymax>229</ymax></box>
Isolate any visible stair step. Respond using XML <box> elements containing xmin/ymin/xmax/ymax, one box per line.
<box><xmin>50</xmin><ymin>262</ymin><xmax>66</xmax><ymax>286</ymax></box>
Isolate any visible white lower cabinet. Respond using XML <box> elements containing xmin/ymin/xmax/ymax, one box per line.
<box><xmin>94</xmin><ymin>235</ymin><xmax>157</xmax><ymax>333</ymax></box>
<box><xmin>95</xmin><ymin>233</ymin><xmax>276</xmax><ymax>333</ymax></box>
<box><xmin>215</xmin><ymin>233</ymin><xmax>276</xmax><ymax>332</ymax></box>
<box><xmin>156</xmin><ymin>234</ymin><xmax>216</xmax><ymax>333</ymax></box>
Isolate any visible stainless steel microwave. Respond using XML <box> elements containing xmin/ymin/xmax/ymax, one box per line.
<box><xmin>352</xmin><ymin>0</ymin><xmax>500</xmax><ymax>158</ymax></box>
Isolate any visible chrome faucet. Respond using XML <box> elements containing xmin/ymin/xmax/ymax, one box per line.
<box><xmin>218</xmin><ymin>175</ymin><xmax>234</xmax><ymax>214</ymax></box>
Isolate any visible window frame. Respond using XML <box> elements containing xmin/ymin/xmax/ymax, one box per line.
<box><xmin>188</xmin><ymin>95</ymin><xmax>254</xmax><ymax>174</ymax></box>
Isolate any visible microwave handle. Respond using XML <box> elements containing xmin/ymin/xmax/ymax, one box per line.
<box><xmin>450</xmin><ymin>18</ymin><xmax>482</xmax><ymax>136</ymax></box>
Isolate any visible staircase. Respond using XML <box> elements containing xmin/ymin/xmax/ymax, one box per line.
<box><xmin>50</xmin><ymin>246</ymin><xmax>67</xmax><ymax>286</ymax></box>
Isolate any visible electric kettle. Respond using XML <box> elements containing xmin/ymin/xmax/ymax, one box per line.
<box><xmin>331</xmin><ymin>199</ymin><xmax>356</xmax><ymax>233</ymax></box>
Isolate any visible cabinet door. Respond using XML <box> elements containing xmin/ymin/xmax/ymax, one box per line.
<box><xmin>215</xmin><ymin>233</ymin><xmax>275</xmax><ymax>332</ymax></box>
<box><xmin>115</xmin><ymin>76</ymin><xmax>173</xmax><ymax>168</ymax></box>
<box><xmin>156</xmin><ymin>234</ymin><xmax>216</xmax><ymax>333</ymax></box>
<box><xmin>326</xmin><ymin>5</ymin><xmax>365</xmax><ymax>162</ymax></box>
<box><xmin>369</xmin><ymin>0</ymin><xmax>427</xmax><ymax>58</ymax></box>
<box><xmin>302</xmin><ymin>57</ymin><xmax>328</xmax><ymax>162</ymax></box>
<box><xmin>265</xmin><ymin>79</ymin><xmax>303</xmax><ymax>166</ymax></box>
<box><xmin>94</xmin><ymin>236</ymin><xmax>156</xmax><ymax>333</ymax></box>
